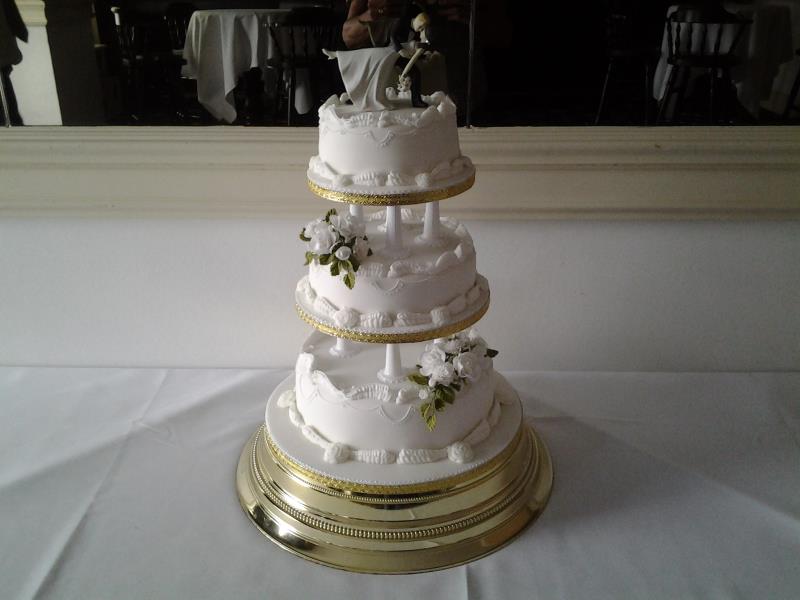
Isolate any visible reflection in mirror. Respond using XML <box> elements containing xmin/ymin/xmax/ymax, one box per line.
<box><xmin>2</xmin><ymin>0</ymin><xmax>799</xmax><ymax>126</ymax></box>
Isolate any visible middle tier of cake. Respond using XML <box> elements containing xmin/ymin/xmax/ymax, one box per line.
<box><xmin>296</xmin><ymin>210</ymin><xmax>490</xmax><ymax>342</ymax></box>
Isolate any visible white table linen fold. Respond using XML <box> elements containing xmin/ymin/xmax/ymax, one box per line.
<box><xmin>182</xmin><ymin>9</ymin><xmax>313</xmax><ymax>123</ymax></box>
<box><xmin>1</xmin><ymin>367</ymin><xmax>799</xmax><ymax>599</ymax></box>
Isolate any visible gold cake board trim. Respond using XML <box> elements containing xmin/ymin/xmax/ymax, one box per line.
<box><xmin>295</xmin><ymin>296</ymin><xmax>490</xmax><ymax>344</ymax></box>
<box><xmin>307</xmin><ymin>173</ymin><xmax>475</xmax><ymax>206</ymax></box>
<box><xmin>236</xmin><ymin>422</ymin><xmax>553</xmax><ymax>573</ymax></box>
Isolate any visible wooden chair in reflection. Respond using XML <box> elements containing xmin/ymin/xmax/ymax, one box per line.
<box><xmin>111</xmin><ymin>3</ymin><xmax>200</xmax><ymax>124</ymax></box>
<box><xmin>595</xmin><ymin>0</ymin><xmax>661</xmax><ymax>125</ymax></box>
<box><xmin>163</xmin><ymin>2</ymin><xmax>209</xmax><ymax>123</ymax></box>
<box><xmin>782</xmin><ymin>49</ymin><xmax>800</xmax><ymax>121</ymax></box>
<box><xmin>656</xmin><ymin>5</ymin><xmax>751</xmax><ymax>125</ymax></box>
<box><xmin>265</xmin><ymin>6</ymin><xmax>341</xmax><ymax>125</ymax></box>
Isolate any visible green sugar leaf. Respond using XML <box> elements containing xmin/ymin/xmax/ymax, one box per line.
<box><xmin>408</xmin><ymin>373</ymin><xmax>429</xmax><ymax>386</ymax></box>
<box><xmin>425</xmin><ymin>413</ymin><xmax>437</xmax><ymax>431</ymax></box>
<box><xmin>441</xmin><ymin>386</ymin><xmax>456</xmax><ymax>404</ymax></box>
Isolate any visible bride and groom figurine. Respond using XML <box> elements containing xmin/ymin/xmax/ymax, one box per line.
<box><xmin>323</xmin><ymin>12</ymin><xmax>433</xmax><ymax>111</ymax></box>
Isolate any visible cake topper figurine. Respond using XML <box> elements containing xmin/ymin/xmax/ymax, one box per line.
<box><xmin>323</xmin><ymin>46</ymin><xmax>398</xmax><ymax>111</ymax></box>
<box><xmin>323</xmin><ymin>8</ymin><xmax>432</xmax><ymax>111</ymax></box>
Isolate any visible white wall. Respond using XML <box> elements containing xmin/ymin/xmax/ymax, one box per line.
<box><xmin>1</xmin><ymin>217</ymin><xmax>797</xmax><ymax>371</ymax></box>
<box><xmin>11</xmin><ymin>2</ymin><xmax>62</xmax><ymax>126</ymax></box>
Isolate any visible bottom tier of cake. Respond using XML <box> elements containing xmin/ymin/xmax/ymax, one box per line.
<box><xmin>279</xmin><ymin>331</ymin><xmax>504</xmax><ymax>474</ymax></box>
<box><xmin>236</xmin><ymin>373</ymin><xmax>553</xmax><ymax>573</ymax></box>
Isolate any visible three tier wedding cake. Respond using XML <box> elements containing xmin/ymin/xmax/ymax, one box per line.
<box><xmin>236</xmin><ymin>31</ymin><xmax>552</xmax><ymax>574</ymax></box>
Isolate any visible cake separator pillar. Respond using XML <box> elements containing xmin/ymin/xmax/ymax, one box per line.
<box><xmin>418</xmin><ymin>201</ymin><xmax>447</xmax><ymax>247</ymax></box>
<box><xmin>383</xmin><ymin>205</ymin><xmax>409</xmax><ymax>259</ymax></box>
<box><xmin>349</xmin><ymin>203</ymin><xmax>363</xmax><ymax>221</ymax></box>
<box><xmin>377</xmin><ymin>343</ymin><xmax>407</xmax><ymax>384</ymax></box>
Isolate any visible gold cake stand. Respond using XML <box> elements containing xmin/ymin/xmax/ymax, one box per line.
<box><xmin>236</xmin><ymin>420</ymin><xmax>553</xmax><ymax>574</ymax></box>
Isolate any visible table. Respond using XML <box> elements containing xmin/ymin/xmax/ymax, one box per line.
<box><xmin>653</xmin><ymin>1</ymin><xmax>800</xmax><ymax>117</ymax></box>
<box><xmin>182</xmin><ymin>9</ymin><xmax>314</xmax><ymax>123</ymax></box>
<box><xmin>2</xmin><ymin>366</ymin><xmax>798</xmax><ymax>599</ymax></box>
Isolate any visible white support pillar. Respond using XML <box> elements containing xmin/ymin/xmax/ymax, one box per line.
<box><xmin>377</xmin><ymin>343</ymin><xmax>405</xmax><ymax>383</ymax></box>
<box><xmin>383</xmin><ymin>205</ymin><xmax>408</xmax><ymax>258</ymax></box>
<box><xmin>329</xmin><ymin>336</ymin><xmax>357</xmax><ymax>358</ymax></box>
<box><xmin>349</xmin><ymin>203</ymin><xmax>364</xmax><ymax>221</ymax></box>
<box><xmin>417</xmin><ymin>201</ymin><xmax>446</xmax><ymax>247</ymax></box>
<box><xmin>422</xmin><ymin>201</ymin><xmax>440</xmax><ymax>240</ymax></box>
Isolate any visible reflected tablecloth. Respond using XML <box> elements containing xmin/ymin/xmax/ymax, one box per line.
<box><xmin>182</xmin><ymin>9</ymin><xmax>313</xmax><ymax>123</ymax></box>
<box><xmin>2</xmin><ymin>367</ymin><xmax>799</xmax><ymax>599</ymax></box>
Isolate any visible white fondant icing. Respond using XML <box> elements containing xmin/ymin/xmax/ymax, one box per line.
<box><xmin>324</xmin><ymin>442</ymin><xmax>352</xmax><ymax>464</ymax></box>
<box><xmin>310</xmin><ymin>92</ymin><xmax>474</xmax><ymax>194</ymax></box>
<box><xmin>301</xmin><ymin>216</ymin><xmax>487</xmax><ymax>334</ymax></box>
<box><xmin>431</xmin><ymin>306</ymin><xmax>450</xmax><ymax>325</ymax></box>
<box><xmin>277</xmin><ymin>389</ymin><xmax>296</xmax><ymax>408</ymax></box>
<box><xmin>397</xmin><ymin>448</ymin><xmax>446</xmax><ymax>464</ymax></box>
<box><xmin>289</xmin><ymin>333</ymin><xmax>498</xmax><ymax>458</ymax></box>
<box><xmin>279</xmin><ymin>385</ymin><xmax>499</xmax><ymax>466</ymax></box>
<box><xmin>447</xmin><ymin>441</ymin><xmax>475</xmax><ymax>464</ymax></box>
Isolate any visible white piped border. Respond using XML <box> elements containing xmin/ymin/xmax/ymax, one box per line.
<box><xmin>265</xmin><ymin>372</ymin><xmax>525</xmax><ymax>486</ymax></box>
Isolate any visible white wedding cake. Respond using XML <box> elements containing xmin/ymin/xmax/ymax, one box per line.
<box><xmin>265</xmin><ymin>46</ymin><xmax>515</xmax><ymax>476</ymax></box>
<box><xmin>237</xmin><ymin>26</ymin><xmax>552</xmax><ymax>573</ymax></box>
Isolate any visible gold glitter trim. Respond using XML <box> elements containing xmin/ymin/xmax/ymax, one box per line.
<box><xmin>295</xmin><ymin>296</ymin><xmax>489</xmax><ymax>344</ymax></box>
<box><xmin>307</xmin><ymin>172</ymin><xmax>475</xmax><ymax>206</ymax></box>
<box><xmin>263</xmin><ymin>425</ymin><xmax>525</xmax><ymax>497</ymax></box>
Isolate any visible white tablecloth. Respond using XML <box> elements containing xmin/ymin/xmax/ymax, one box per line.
<box><xmin>653</xmin><ymin>1</ymin><xmax>800</xmax><ymax>116</ymax></box>
<box><xmin>2</xmin><ymin>366</ymin><xmax>798</xmax><ymax>599</ymax></box>
<box><xmin>182</xmin><ymin>9</ymin><xmax>313</xmax><ymax>123</ymax></box>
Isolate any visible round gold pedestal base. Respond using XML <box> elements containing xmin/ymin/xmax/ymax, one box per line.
<box><xmin>236</xmin><ymin>422</ymin><xmax>553</xmax><ymax>574</ymax></box>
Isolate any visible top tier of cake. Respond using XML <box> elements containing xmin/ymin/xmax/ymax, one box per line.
<box><xmin>307</xmin><ymin>92</ymin><xmax>475</xmax><ymax>204</ymax></box>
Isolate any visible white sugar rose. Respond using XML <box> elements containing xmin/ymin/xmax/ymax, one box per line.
<box><xmin>418</xmin><ymin>387</ymin><xmax>431</xmax><ymax>401</ymax></box>
<box><xmin>429</xmin><ymin>362</ymin><xmax>455</xmax><ymax>387</ymax></box>
<box><xmin>353</xmin><ymin>237</ymin><xmax>370</xmax><ymax>261</ymax></box>
<box><xmin>307</xmin><ymin>221</ymin><xmax>337</xmax><ymax>255</ymax></box>
<box><xmin>419</xmin><ymin>346</ymin><xmax>447</xmax><ymax>377</ymax></box>
<box><xmin>334</xmin><ymin>245</ymin><xmax>352</xmax><ymax>261</ymax></box>
<box><xmin>330</xmin><ymin>213</ymin><xmax>365</xmax><ymax>240</ymax></box>
<box><xmin>442</xmin><ymin>337</ymin><xmax>463</xmax><ymax>354</ymax></box>
<box><xmin>453</xmin><ymin>351</ymin><xmax>482</xmax><ymax>382</ymax></box>
<box><xmin>467</xmin><ymin>329</ymin><xmax>486</xmax><ymax>344</ymax></box>
<box><xmin>305</xmin><ymin>219</ymin><xmax>331</xmax><ymax>240</ymax></box>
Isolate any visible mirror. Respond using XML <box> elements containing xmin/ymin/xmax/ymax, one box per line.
<box><xmin>2</xmin><ymin>0</ymin><xmax>799</xmax><ymax>126</ymax></box>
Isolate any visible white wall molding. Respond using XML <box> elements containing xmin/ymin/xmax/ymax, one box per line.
<box><xmin>1</xmin><ymin>126</ymin><xmax>799</xmax><ymax>219</ymax></box>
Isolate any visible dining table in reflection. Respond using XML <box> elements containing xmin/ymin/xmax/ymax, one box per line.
<box><xmin>182</xmin><ymin>8</ymin><xmax>315</xmax><ymax>123</ymax></box>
